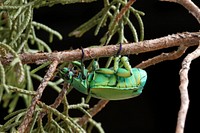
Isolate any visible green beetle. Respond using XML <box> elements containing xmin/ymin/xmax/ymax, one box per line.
<box><xmin>59</xmin><ymin>54</ymin><xmax>147</xmax><ymax>100</ymax></box>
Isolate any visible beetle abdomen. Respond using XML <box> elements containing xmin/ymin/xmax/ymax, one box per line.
<box><xmin>90</xmin><ymin>87</ymin><xmax>142</xmax><ymax>100</ymax></box>
<box><xmin>89</xmin><ymin>68</ymin><xmax>147</xmax><ymax>100</ymax></box>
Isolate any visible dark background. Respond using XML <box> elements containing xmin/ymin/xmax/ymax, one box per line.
<box><xmin>1</xmin><ymin>0</ymin><xmax>200</xmax><ymax>133</ymax></box>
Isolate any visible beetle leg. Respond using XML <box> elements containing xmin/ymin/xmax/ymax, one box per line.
<box><xmin>95</xmin><ymin>68</ymin><xmax>115</xmax><ymax>75</ymax></box>
<box><xmin>113</xmin><ymin>56</ymin><xmax>120</xmax><ymax>72</ymax></box>
<box><xmin>120</xmin><ymin>56</ymin><xmax>132</xmax><ymax>75</ymax></box>
<box><xmin>71</xmin><ymin>61</ymin><xmax>82</xmax><ymax>69</ymax></box>
<box><xmin>114</xmin><ymin>44</ymin><xmax>133</xmax><ymax>77</ymax></box>
<box><xmin>113</xmin><ymin>43</ymin><xmax>122</xmax><ymax>72</ymax></box>
<box><xmin>105</xmin><ymin>56</ymin><xmax>113</xmax><ymax>68</ymax></box>
<box><xmin>116</xmin><ymin>68</ymin><xmax>132</xmax><ymax>78</ymax></box>
<box><xmin>115</xmin><ymin>56</ymin><xmax>132</xmax><ymax>78</ymax></box>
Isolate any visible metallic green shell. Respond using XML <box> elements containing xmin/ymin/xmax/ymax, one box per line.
<box><xmin>60</xmin><ymin>67</ymin><xmax>147</xmax><ymax>100</ymax></box>
<box><xmin>88</xmin><ymin>68</ymin><xmax>147</xmax><ymax>100</ymax></box>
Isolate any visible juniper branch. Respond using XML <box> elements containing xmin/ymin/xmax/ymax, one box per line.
<box><xmin>1</xmin><ymin>32</ymin><xmax>198</xmax><ymax>65</ymax></box>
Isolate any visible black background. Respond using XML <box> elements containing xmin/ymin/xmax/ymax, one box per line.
<box><xmin>1</xmin><ymin>0</ymin><xmax>200</xmax><ymax>133</ymax></box>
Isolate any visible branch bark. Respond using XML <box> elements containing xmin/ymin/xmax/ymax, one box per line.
<box><xmin>1</xmin><ymin>32</ymin><xmax>199</xmax><ymax>65</ymax></box>
<box><xmin>176</xmin><ymin>44</ymin><xmax>200</xmax><ymax>133</ymax></box>
<box><xmin>18</xmin><ymin>60</ymin><xmax>59</xmax><ymax>133</ymax></box>
<box><xmin>160</xmin><ymin>0</ymin><xmax>200</xmax><ymax>24</ymax></box>
<box><xmin>159</xmin><ymin>1</ymin><xmax>200</xmax><ymax>133</ymax></box>
<box><xmin>135</xmin><ymin>45</ymin><xmax>188</xmax><ymax>68</ymax></box>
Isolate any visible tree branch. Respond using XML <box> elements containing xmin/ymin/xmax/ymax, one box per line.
<box><xmin>176</xmin><ymin>44</ymin><xmax>200</xmax><ymax>133</ymax></box>
<box><xmin>115</xmin><ymin>0</ymin><xmax>136</xmax><ymax>23</ymax></box>
<box><xmin>135</xmin><ymin>45</ymin><xmax>188</xmax><ymax>68</ymax></box>
<box><xmin>39</xmin><ymin>83</ymin><xmax>69</xmax><ymax>120</ymax></box>
<box><xmin>160</xmin><ymin>0</ymin><xmax>200</xmax><ymax>24</ymax></box>
<box><xmin>18</xmin><ymin>60</ymin><xmax>59</xmax><ymax>133</ymax></box>
<box><xmin>1</xmin><ymin>32</ymin><xmax>199</xmax><ymax>65</ymax></box>
<box><xmin>78</xmin><ymin>100</ymin><xmax>109</xmax><ymax>126</ymax></box>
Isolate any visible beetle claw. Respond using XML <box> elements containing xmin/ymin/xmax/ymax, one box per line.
<box><xmin>80</xmin><ymin>47</ymin><xmax>87</xmax><ymax>80</ymax></box>
<box><xmin>81</xmin><ymin>47</ymin><xmax>85</xmax><ymax>62</ymax></box>
<box><xmin>116</xmin><ymin>43</ymin><xmax>122</xmax><ymax>56</ymax></box>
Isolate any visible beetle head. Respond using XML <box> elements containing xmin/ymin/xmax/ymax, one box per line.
<box><xmin>59</xmin><ymin>68</ymin><xmax>75</xmax><ymax>82</ymax></box>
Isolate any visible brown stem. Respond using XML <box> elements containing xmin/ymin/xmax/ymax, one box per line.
<box><xmin>78</xmin><ymin>100</ymin><xmax>109</xmax><ymax>126</ymax></box>
<box><xmin>39</xmin><ymin>83</ymin><xmax>69</xmax><ymax>119</ymax></box>
<box><xmin>135</xmin><ymin>45</ymin><xmax>188</xmax><ymax>68</ymax></box>
<box><xmin>1</xmin><ymin>32</ymin><xmax>199</xmax><ymax>65</ymax></box>
<box><xmin>115</xmin><ymin>0</ymin><xmax>136</xmax><ymax>23</ymax></box>
<box><xmin>176</xmin><ymin>44</ymin><xmax>200</xmax><ymax>133</ymax></box>
<box><xmin>17</xmin><ymin>60</ymin><xmax>59</xmax><ymax>133</ymax></box>
<box><xmin>160</xmin><ymin>0</ymin><xmax>200</xmax><ymax>24</ymax></box>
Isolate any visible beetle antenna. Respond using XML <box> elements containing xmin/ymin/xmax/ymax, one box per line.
<box><xmin>116</xmin><ymin>43</ymin><xmax>122</xmax><ymax>56</ymax></box>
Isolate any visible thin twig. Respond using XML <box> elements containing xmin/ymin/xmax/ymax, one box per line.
<box><xmin>160</xmin><ymin>0</ymin><xmax>200</xmax><ymax>24</ymax></box>
<box><xmin>135</xmin><ymin>45</ymin><xmax>188</xmax><ymax>68</ymax></box>
<box><xmin>39</xmin><ymin>83</ymin><xmax>69</xmax><ymax>119</ymax></box>
<box><xmin>78</xmin><ymin>100</ymin><xmax>109</xmax><ymax>126</ymax></box>
<box><xmin>18</xmin><ymin>60</ymin><xmax>59</xmax><ymax>133</ymax></box>
<box><xmin>115</xmin><ymin>0</ymin><xmax>136</xmax><ymax>23</ymax></box>
<box><xmin>177</xmin><ymin>44</ymin><xmax>200</xmax><ymax>133</ymax></box>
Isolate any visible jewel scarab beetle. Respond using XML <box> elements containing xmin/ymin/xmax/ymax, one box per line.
<box><xmin>59</xmin><ymin>47</ymin><xmax>147</xmax><ymax>100</ymax></box>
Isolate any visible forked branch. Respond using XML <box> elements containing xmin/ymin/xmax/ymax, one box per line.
<box><xmin>177</xmin><ymin>44</ymin><xmax>200</xmax><ymax>133</ymax></box>
<box><xmin>135</xmin><ymin>45</ymin><xmax>188</xmax><ymax>68</ymax></box>
<box><xmin>159</xmin><ymin>1</ymin><xmax>200</xmax><ymax>133</ymax></box>
<box><xmin>160</xmin><ymin>0</ymin><xmax>200</xmax><ymax>23</ymax></box>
